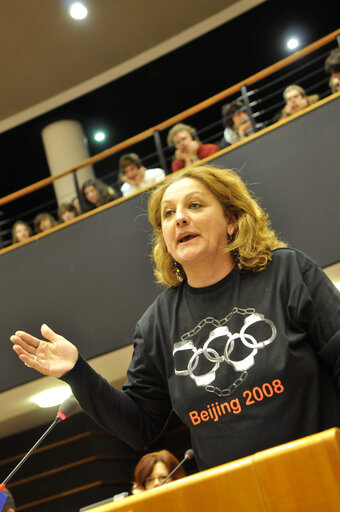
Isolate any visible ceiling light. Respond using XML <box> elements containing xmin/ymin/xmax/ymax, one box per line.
<box><xmin>287</xmin><ymin>38</ymin><xmax>299</xmax><ymax>51</ymax></box>
<box><xmin>94</xmin><ymin>131</ymin><xmax>106</xmax><ymax>142</ymax></box>
<box><xmin>30</xmin><ymin>386</ymin><xmax>72</xmax><ymax>408</ymax></box>
<box><xmin>69</xmin><ymin>2</ymin><xmax>88</xmax><ymax>20</ymax></box>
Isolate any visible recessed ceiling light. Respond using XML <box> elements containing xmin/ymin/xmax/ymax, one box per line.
<box><xmin>30</xmin><ymin>386</ymin><xmax>72</xmax><ymax>408</ymax></box>
<box><xmin>94</xmin><ymin>131</ymin><xmax>106</xmax><ymax>142</ymax></box>
<box><xmin>287</xmin><ymin>38</ymin><xmax>299</xmax><ymax>50</ymax></box>
<box><xmin>69</xmin><ymin>2</ymin><xmax>88</xmax><ymax>20</ymax></box>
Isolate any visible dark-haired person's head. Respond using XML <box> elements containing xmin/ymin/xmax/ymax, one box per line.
<box><xmin>58</xmin><ymin>203</ymin><xmax>78</xmax><ymax>223</ymax></box>
<box><xmin>325</xmin><ymin>48</ymin><xmax>340</xmax><ymax>80</ymax></box>
<box><xmin>221</xmin><ymin>101</ymin><xmax>251</xmax><ymax>135</ymax></box>
<box><xmin>81</xmin><ymin>178</ymin><xmax>116</xmax><ymax>210</ymax></box>
<box><xmin>119</xmin><ymin>153</ymin><xmax>145</xmax><ymax>184</ymax></box>
<box><xmin>132</xmin><ymin>449</ymin><xmax>186</xmax><ymax>494</ymax></box>
<box><xmin>2</xmin><ymin>487</ymin><xmax>15</xmax><ymax>512</ymax></box>
<box><xmin>222</xmin><ymin>101</ymin><xmax>245</xmax><ymax>129</ymax></box>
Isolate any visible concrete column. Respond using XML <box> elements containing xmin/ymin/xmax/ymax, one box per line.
<box><xmin>41</xmin><ymin>120</ymin><xmax>95</xmax><ymax>206</ymax></box>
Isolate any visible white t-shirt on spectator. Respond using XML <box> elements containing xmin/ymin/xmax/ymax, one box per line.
<box><xmin>121</xmin><ymin>168</ymin><xmax>165</xmax><ymax>197</ymax></box>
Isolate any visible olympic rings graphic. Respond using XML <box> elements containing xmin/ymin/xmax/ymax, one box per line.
<box><xmin>173</xmin><ymin>311</ymin><xmax>277</xmax><ymax>387</ymax></box>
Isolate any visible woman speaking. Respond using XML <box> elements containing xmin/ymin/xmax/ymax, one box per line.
<box><xmin>10</xmin><ymin>166</ymin><xmax>340</xmax><ymax>471</ymax></box>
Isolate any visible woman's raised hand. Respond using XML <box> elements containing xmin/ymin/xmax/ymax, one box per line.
<box><xmin>10</xmin><ymin>324</ymin><xmax>78</xmax><ymax>378</ymax></box>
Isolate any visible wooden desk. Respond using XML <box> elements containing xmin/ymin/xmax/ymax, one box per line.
<box><xmin>88</xmin><ymin>428</ymin><xmax>340</xmax><ymax>512</ymax></box>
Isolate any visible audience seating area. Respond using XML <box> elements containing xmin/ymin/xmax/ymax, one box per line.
<box><xmin>0</xmin><ymin>29</ymin><xmax>339</xmax><ymax>250</ymax></box>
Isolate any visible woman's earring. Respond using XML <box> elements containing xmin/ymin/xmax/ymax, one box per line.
<box><xmin>172</xmin><ymin>259</ymin><xmax>183</xmax><ymax>281</ymax></box>
<box><xmin>227</xmin><ymin>233</ymin><xmax>242</xmax><ymax>270</ymax></box>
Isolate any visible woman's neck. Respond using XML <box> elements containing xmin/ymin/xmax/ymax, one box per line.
<box><xmin>184</xmin><ymin>255</ymin><xmax>235</xmax><ymax>288</ymax></box>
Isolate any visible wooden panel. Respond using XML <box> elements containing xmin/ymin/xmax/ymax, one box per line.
<box><xmin>87</xmin><ymin>428</ymin><xmax>340</xmax><ymax>512</ymax></box>
<box><xmin>253</xmin><ymin>429</ymin><xmax>340</xmax><ymax>511</ymax></box>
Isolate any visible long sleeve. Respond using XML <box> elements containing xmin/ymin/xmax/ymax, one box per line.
<box><xmin>61</xmin><ymin>352</ymin><xmax>171</xmax><ymax>450</ymax></box>
<box><xmin>288</xmin><ymin>251</ymin><xmax>340</xmax><ymax>392</ymax></box>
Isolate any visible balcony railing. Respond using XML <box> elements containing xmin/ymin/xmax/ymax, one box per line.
<box><xmin>0</xmin><ymin>28</ymin><xmax>339</xmax><ymax>251</ymax></box>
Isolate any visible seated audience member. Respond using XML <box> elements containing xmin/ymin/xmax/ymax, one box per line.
<box><xmin>220</xmin><ymin>101</ymin><xmax>253</xmax><ymax>148</ymax></box>
<box><xmin>11</xmin><ymin>220</ymin><xmax>32</xmax><ymax>244</ymax></box>
<box><xmin>33</xmin><ymin>213</ymin><xmax>58</xmax><ymax>234</ymax></box>
<box><xmin>167</xmin><ymin>123</ymin><xmax>220</xmax><ymax>172</ymax></box>
<box><xmin>119</xmin><ymin>153</ymin><xmax>165</xmax><ymax>197</ymax></box>
<box><xmin>329</xmin><ymin>75</ymin><xmax>340</xmax><ymax>94</ymax></box>
<box><xmin>72</xmin><ymin>196</ymin><xmax>82</xmax><ymax>215</ymax></box>
<box><xmin>325</xmin><ymin>48</ymin><xmax>340</xmax><ymax>85</ymax></box>
<box><xmin>131</xmin><ymin>449</ymin><xmax>186</xmax><ymax>495</ymax></box>
<box><xmin>279</xmin><ymin>85</ymin><xmax>319</xmax><ymax>120</ymax></box>
<box><xmin>2</xmin><ymin>487</ymin><xmax>15</xmax><ymax>512</ymax></box>
<box><xmin>81</xmin><ymin>178</ymin><xmax>117</xmax><ymax>212</ymax></box>
<box><xmin>58</xmin><ymin>203</ymin><xmax>78</xmax><ymax>223</ymax></box>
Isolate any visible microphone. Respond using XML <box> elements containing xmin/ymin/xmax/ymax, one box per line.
<box><xmin>0</xmin><ymin>397</ymin><xmax>78</xmax><ymax>492</ymax></box>
<box><xmin>160</xmin><ymin>448</ymin><xmax>195</xmax><ymax>485</ymax></box>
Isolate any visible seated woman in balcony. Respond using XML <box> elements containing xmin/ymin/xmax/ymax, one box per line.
<box><xmin>167</xmin><ymin>123</ymin><xmax>220</xmax><ymax>172</ymax></box>
<box><xmin>11</xmin><ymin>220</ymin><xmax>32</xmax><ymax>244</ymax></box>
<box><xmin>220</xmin><ymin>101</ymin><xmax>253</xmax><ymax>148</ymax></box>
<box><xmin>131</xmin><ymin>449</ymin><xmax>186</xmax><ymax>494</ymax></box>
<box><xmin>33</xmin><ymin>213</ymin><xmax>58</xmax><ymax>233</ymax></box>
<box><xmin>119</xmin><ymin>153</ymin><xmax>165</xmax><ymax>197</ymax></box>
<box><xmin>81</xmin><ymin>178</ymin><xmax>117</xmax><ymax>212</ymax></box>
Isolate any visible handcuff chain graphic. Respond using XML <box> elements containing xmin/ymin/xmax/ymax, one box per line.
<box><xmin>173</xmin><ymin>308</ymin><xmax>277</xmax><ymax>396</ymax></box>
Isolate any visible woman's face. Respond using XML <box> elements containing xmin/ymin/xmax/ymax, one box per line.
<box><xmin>173</xmin><ymin>130</ymin><xmax>193</xmax><ymax>152</ymax></box>
<box><xmin>84</xmin><ymin>185</ymin><xmax>98</xmax><ymax>205</ymax></box>
<box><xmin>232</xmin><ymin>111</ymin><xmax>251</xmax><ymax>132</ymax></box>
<box><xmin>39</xmin><ymin>218</ymin><xmax>53</xmax><ymax>232</ymax></box>
<box><xmin>15</xmin><ymin>223</ymin><xmax>30</xmax><ymax>242</ymax></box>
<box><xmin>161</xmin><ymin>178</ymin><xmax>235</xmax><ymax>273</ymax></box>
<box><xmin>123</xmin><ymin>164</ymin><xmax>141</xmax><ymax>183</ymax></box>
<box><xmin>61</xmin><ymin>210</ymin><xmax>76</xmax><ymax>222</ymax></box>
<box><xmin>144</xmin><ymin>461</ymin><xmax>171</xmax><ymax>490</ymax></box>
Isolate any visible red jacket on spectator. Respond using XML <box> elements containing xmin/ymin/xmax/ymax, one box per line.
<box><xmin>171</xmin><ymin>143</ymin><xmax>220</xmax><ymax>172</ymax></box>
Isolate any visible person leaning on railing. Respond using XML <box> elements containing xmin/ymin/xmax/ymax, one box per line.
<box><xmin>279</xmin><ymin>84</ymin><xmax>319</xmax><ymax>120</ymax></box>
<box><xmin>80</xmin><ymin>178</ymin><xmax>117</xmax><ymax>212</ymax></box>
<box><xmin>131</xmin><ymin>449</ymin><xmax>186</xmax><ymax>494</ymax></box>
<box><xmin>220</xmin><ymin>101</ymin><xmax>253</xmax><ymax>149</ymax></box>
<box><xmin>119</xmin><ymin>153</ymin><xmax>165</xmax><ymax>197</ymax></box>
<box><xmin>167</xmin><ymin>123</ymin><xmax>220</xmax><ymax>172</ymax></box>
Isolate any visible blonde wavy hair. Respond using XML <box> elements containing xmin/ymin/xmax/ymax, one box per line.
<box><xmin>148</xmin><ymin>165</ymin><xmax>286</xmax><ymax>287</ymax></box>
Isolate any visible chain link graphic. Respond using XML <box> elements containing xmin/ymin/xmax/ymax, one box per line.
<box><xmin>173</xmin><ymin>308</ymin><xmax>276</xmax><ymax>397</ymax></box>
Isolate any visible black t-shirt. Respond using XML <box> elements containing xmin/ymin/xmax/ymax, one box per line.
<box><xmin>63</xmin><ymin>248</ymin><xmax>340</xmax><ymax>470</ymax></box>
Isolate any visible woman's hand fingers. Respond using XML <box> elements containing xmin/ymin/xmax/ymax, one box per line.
<box><xmin>11</xmin><ymin>325</ymin><xmax>79</xmax><ymax>378</ymax></box>
<box><xmin>10</xmin><ymin>333</ymin><xmax>40</xmax><ymax>356</ymax></box>
<box><xmin>10</xmin><ymin>330</ymin><xmax>40</xmax><ymax>349</ymax></box>
<box><xmin>11</xmin><ymin>343</ymin><xmax>49</xmax><ymax>375</ymax></box>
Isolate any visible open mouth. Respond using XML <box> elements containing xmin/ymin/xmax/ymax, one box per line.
<box><xmin>178</xmin><ymin>234</ymin><xmax>198</xmax><ymax>244</ymax></box>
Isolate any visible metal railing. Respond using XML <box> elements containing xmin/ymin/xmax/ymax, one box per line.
<box><xmin>0</xmin><ymin>29</ymin><xmax>339</xmax><ymax>249</ymax></box>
